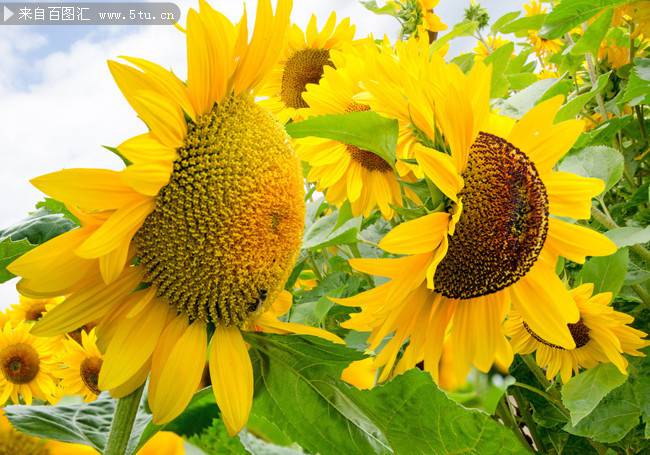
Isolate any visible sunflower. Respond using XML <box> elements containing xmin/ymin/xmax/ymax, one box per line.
<box><xmin>55</xmin><ymin>329</ymin><xmax>103</xmax><ymax>402</ymax></box>
<box><xmin>259</xmin><ymin>12</ymin><xmax>355</xmax><ymax>123</ymax></box>
<box><xmin>333</xmin><ymin>56</ymin><xmax>617</xmax><ymax>386</ymax></box>
<box><xmin>298</xmin><ymin>41</ymin><xmax>403</xmax><ymax>219</ymax></box>
<box><xmin>506</xmin><ymin>283</ymin><xmax>649</xmax><ymax>383</ymax></box>
<box><xmin>7</xmin><ymin>0</ymin><xmax>336</xmax><ymax>435</ymax></box>
<box><xmin>419</xmin><ymin>0</ymin><xmax>447</xmax><ymax>34</ymax></box>
<box><xmin>6</xmin><ymin>295</ymin><xmax>63</xmax><ymax>324</ymax></box>
<box><xmin>528</xmin><ymin>33</ymin><xmax>563</xmax><ymax>59</ymax></box>
<box><xmin>473</xmin><ymin>35</ymin><xmax>510</xmax><ymax>60</ymax></box>
<box><xmin>0</xmin><ymin>322</ymin><xmax>59</xmax><ymax>404</ymax></box>
<box><xmin>0</xmin><ymin>410</ymin><xmax>97</xmax><ymax>455</ymax></box>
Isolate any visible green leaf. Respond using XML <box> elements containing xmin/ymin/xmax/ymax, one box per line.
<box><xmin>506</xmin><ymin>72</ymin><xmax>540</xmax><ymax>90</ymax></box>
<box><xmin>623</xmin><ymin>58</ymin><xmax>650</xmax><ymax>106</ymax></box>
<box><xmin>556</xmin><ymin>71</ymin><xmax>612</xmax><ymax>121</ymax></box>
<box><xmin>561</xmin><ymin>363</ymin><xmax>628</xmax><ymax>426</ymax></box>
<box><xmin>606</xmin><ymin>226</ymin><xmax>650</xmax><ymax>248</ymax></box>
<box><xmin>580</xmin><ymin>248</ymin><xmax>629</xmax><ymax>296</ymax></box>
<box><xmin>188</xmin><ymin>418</ymin><xmax>248</xmax><ymax>454</ymax></box>
<box><xmin>4</xmin><ymin>393</ymin><xmax>151</xmax><ymax>455</ymax></box>
<box><xmin>491</xmin><ymin>11</ymin><xmax>521</xmax><ymax>34</ymax></box>
<box><xmin>570</xmin><ymin>8</ymin><xmax>613</xmax><ymax>56</ymax></box>
<box><xmin>35</xmin><ymin>198</ymin><xmax>80</xmax><ymax>225</ymax></box>
<box><xmin>246</xmin><ymin>333</ymin><xmax>528</xmax><ymax>455</ymax></box>
<box><xmin>361</xmin><ymin>0</ymin><xmax>399</xmax><ymax>16</ymax></box>
<box><xmin>484</xmin><ymin>42</ymin><xmax>515</xmax><ymax>98</ymax></box>
<box><xmin>286</xmin><ymin>112</ymin><xmax>398</xmax><ymax>168</ymax></box>
<box><xmin>500</xmin><ymin>14</ymin><xmax>546</xmax><ymax>34</ymax></box>
<box><xmin>0</xmin><ymin>238</ymin><xmax>35</xmax><ymax>283</ymax></box>
<box><xmin>558</xmin><ymin>146</ymin><xmax>624</xmax><ymax>193</ymax></box>
<box><xmin>540</xmin><ymin>0</ymin><xmax>632</xmax><ymax>39</ymax></box>
<box><xmin>430</xmin><ymin>20</ymin><xmax>479</xmax><ymax>53</ymax></box>
<box><xmin>496</xmin><ymin>78</ymin><xmax>559</xmax><ymax>119</ymax></box>
<box><xmin>302</xmin><ymin>211</ymin><xmax>361</xmax><ymax>250</ymax></box>
<box><xmin>564</xmin><ymin>382</ymin><xmax>641</xmax><ymax>443</ymax></box>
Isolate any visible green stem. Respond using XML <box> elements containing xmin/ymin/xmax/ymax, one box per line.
<box><xmin>307</xmin><ymin>251</ymin><xmax>324</xmax><ymax>282</ymax></box>
<box><xmin>511</xmin><ymin>382</ymin><xmax>569</xmax><ymax>418</ymax></box>
<box><xmin>495</xmin><ymin>396</ymin><xmax>530</xmax><ymax>450</ymax></box>
<box><xmin>510</xmin><ymin>388</ymin><xmax>544</xmax><ymax>453</ymax></box>
<box><xmin>104</xmin><ymin>385</ymin><xmax>145</xmax><ymax>455</ymax></box>
<box><xmin>591</xmin><ymin>207</ymin><xmax>650</xmax><ymax>264</ymax></box>
<box><xmin>521</xmin><ymin>355</ymin><xmax>552</xmax><ymax>390</ymax></box>
<box><xmin>635</xmin><ymin>105</ymin><xmax>648</xmax><ymax>145</ymax></box>
<box><xmin>631</xmin><ymin>284</ymin><xmax>650</xmax><ymax>310</ymax></box>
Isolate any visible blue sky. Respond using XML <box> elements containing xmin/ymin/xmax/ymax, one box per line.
<box><xmin>0</xmin><ymin>0</ymin><xmax>522</xmax><ymax>306</ymax></box>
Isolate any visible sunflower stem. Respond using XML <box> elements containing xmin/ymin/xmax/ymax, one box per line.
<box><xmin>104</xmin><ymin>384</ymin><xmax>145</xmax><ymax>455</ymax></box>
<box><xmin>495</xmin><ymin>396</ymin><xmax>530</xmax><ymax>449</ymax></box>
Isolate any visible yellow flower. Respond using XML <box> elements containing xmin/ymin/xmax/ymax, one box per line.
<box><xmin>137</xmin><ymin>431</ymin><xmax>185</xmax><ymax>455</ymax></box>
<box><xmin>0</xmin><ymin>410</ymin><xmax>97</xmax><ymax>454</ymax></box>
<box><xmin>537</xmin><ymin>68</ymin><xmax>560</xmax><ymax>79</ymax></box>
<box><xmin>473</xmin><ymin>35</ymin><xmax>509</xmax><ymax>60</ymax></box>
<box><xmin>505</xmin><ymin>283</ymin><xmax>650</xmax><ymax>383</ymax></box>
<box><xmin>259</xmin><ymin>12</ymin><xmax>356</xmax><ymax>123</ymax></box>
<box><xmin>55</xmin><ymin>329</ymin><xmax>103</xmax><ymax>402</ymax></box>
<box><xmin>419</xmin><ymin>0</ymin><xmax>447</xmax><ymax>33</ymax></box>
<box><xmin>7</xmin><ymin>0</ymin><xmax>339</xmax><ymax>436</ymax></box>
<box><xmin>598</xmin><ymin>42</ymin><xmax>630</xmax><ymax>69</ymax></box>
<box><xmin>341</xmin><ymin>357</ymin><xmax>377</xmax><ymax>390</ymax></box>
<box><xmin>528</xmin><ymin>33</ymin><xmax>563</xmax><ymax>59</ymax></box>
<box><xmin>6</xmin><ymin>295</ymin><xmax>63</xmax><ymax>324</ymax></box>
<box><xmin>523</xmin><ymin>0</ymin><xmax>545</xmax><ymax>16</ymax></box>
<box><xmin>333</xmin><ymin>56</ymin><xmax>616</xmax><ymax>386</ymax></box>
<box><xmin>298</xmin><ymin>40</ymin><xmax>403</xmax><ymax>219</ymax></box>
<box><xmin>617</xmin><ymin>1</ymin><xmax>650</xmax><ymax>38</ymax></box>
<box><xmin>0</xmin><ymin>322</ymin><xmax>60</xmax><ymax>404</ymax></box>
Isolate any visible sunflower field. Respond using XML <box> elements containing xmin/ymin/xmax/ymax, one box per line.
<box><xmin>0</xmin><ymin>0</ymin><xmax>649</xmax><ymax>453</ymax></box>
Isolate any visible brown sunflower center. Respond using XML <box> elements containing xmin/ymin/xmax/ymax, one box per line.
<box><xmin>80</xmin><ymin>357</ymin><xmax>102</xmax><ymax>395</ymax></box>
<box><xmin>434</xmin><ymin>132</ymin><xmax>549</xmax><ymax>299</ymax></box>
<box><xmin>25</xmin><ymin>302</ymin><xmax>47</xmax><ymax>321</ymax></box>
<box><xmin>344</xmin><ymin>103</ymin><xmax>393</xmax><ymax>173</ymax></box>
<box><xmin>281</xmin><ymin>48</ymin><xmax>332</xmax><ymax>109</ymax></box>
<box><xmin>523</xmin><ymin>319</ymin><xmax>591</xmax><ymax>350</ymax></box>
<box><xmin>0</xmin><ymin>343</ymin><xmax>40</xmax><ymax>384</ymax></box>
<box><xmin>134</xmin><ymin>95</ymin><xmax>305</xmax><ymax>327</ymax></box>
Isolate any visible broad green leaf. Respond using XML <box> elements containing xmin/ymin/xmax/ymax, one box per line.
<box><xmin>239</xmin><ymin>430</ymin><xmax>306</xmax><ymax>455</ymax></box>
<box><xmin>286</xmin><ymin>112</ymin><xmax>398</xmax><ymax>168</ymax></box>
<box><xmin>246</xmin><ymin>333</ymin><xmax>528</xmax><ymax>455</ymax></box>
<box><xmin>561</xmin><ymin>363</ymin><xmax>628</xmax><ymax>426</ymax></box>
<box><xmin>623</xmin><ymin>58</ymin><xmax>650</xmax><ymax>106</ymax></box>
<box><xmin>35</xmin><ymin>198</ymin><xmax>80</xmax><ymax>225</ymax></box>
<box><xmin>4</xmin><ymin>393</ymin><xmax>151</xmax><ymax>455</ymax></box>
<box><xmin>563</xmin><ymin>382</ymin><xmax>641</xmax><ymax>443</ymax></box>
<box><xmin>496</xmin><ymin>78</ymin><xmax>559</xmax><ymax>119</ymax></box>
<box><xmin>629</xmin><ymin>349</ymin><xmax>650</xmax><ymax>438</ymax></box>
<box><xmin>302</xmin><ymin>212</ymin><xmax>361</xmax><ymax>250</ymax></box>
<box><xmin>556</xmin><ymin>71</ymin><xmax>612</xmax><ymax>121</ymax></box>
<box><xmin>490</xmin><ymin>11</ymin><xmax>521</xmax><ymax>34</ymax></box>
<box><xmin>540</xmin><ymin>0</ymin><xmax>632</xmax><ymax>39</ymax></box>
<box><xmin>484</xmin><ymin>42</ymin><xmax>515</xmax><ymax>98</ymax></box>
<box><xmin>0</xmin><ymin>238</ymin><xmax>35</xmax><ymax>283</ymax></box>
<box><xmin>500</xmin><ymin>14</ymin><xmax>546</xmax><ymax>34</ymax></box>
<box><xmin>506</xmin><ymin>72</ymin><xmax>539</xmax><ymax>90</ymax></box>
<box><xmin>569</xmin><ymin>9</ymin><xmax>613</xmax><ymax>56</ymax></box>
<box><xmin>580</xmin><ymin>248</ymin><xmax>629</xmax><ymax>295</ymax></box>
<box><xmin>187</xmin><ymin>418</ymin><xmax>248</xmax><ymax>454</ymax></box>
<box><xmin>558</xmin><ymin>146</ymin><xmax>624</xmax><ymax>193</ymax></box>
<box><xmin>606</xmin><ymin>226</ymin><xmax>650</xmax><ymax>248</ymax></box>
<box><xmin>430</xmin><ymin>20</ymin><xmax>478</xmax><ymax>52</ymax></box>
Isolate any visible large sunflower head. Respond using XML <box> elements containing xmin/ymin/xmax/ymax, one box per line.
<box><xmin>334</xmin><ymin>56</ymin><xmax>617</xmax><ymax>386</ymax></box>
<box><xmin>0</xmin><ymin>322</ymin><xmax>59</xmax><ymax>404</ymax></box>
<box><xmin>505</xmin><ymin>283</ymin><xmax>650</xmax><ymax>383</ymax></box>
<box><xmin>55</xmin><ymin>329</ymin><xmax>103</xmax><ymax>402</ymax></box>
<box><xmin>259</xmin><ymin>11</ymin><xmax>356</xmax><ymax>122</ymax></box>
<box><xmin>6</xmin><ymin>0</ymin><xmax>340</xmax><ymax>436</ymax></box>
<box><xmin>297</xmin><ymin>40</ymin><xmax>403</xmax><ymax>219</ymax></box>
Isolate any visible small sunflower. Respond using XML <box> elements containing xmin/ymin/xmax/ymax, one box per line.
<box><xmin>6</xmin><ymin>296</ymin><xmax>63</xmax><ymax>324</ymax></box>
<box><xmin>55</xmin><ymin>329</ymin><xmax>103</xmax><ymax>402</ymax></box>
<box><xmin>506</xmin><ymin>283</ymin><xmax>650</xmax><ymax>383</ymax></box>
<box><xmin>419</xmin><ymin>0</ymin><xmax>447</xmax><ymax>34</ymax></box>
<box><xmin>298</xmin><ymin>41</ymin><xmax>403</xmax><ymax>219</ymax></box>
<box><xmin>0</xmin><ymin>322</ymin><xmax>59</xmax><ymax>404</ymax></box>
<box><xmin>473</xmin><ymin>35</ymin><xmax>510</xmax><ymax>60</ymax></box>
<box><xmin>8</xmin><ymin>0</ymin><xmax>336</xmax><ymax>435</ymax></box>
<box><xmin>259</xmin><ymin>12</ymin><xmax>356</xmax><ymax>123</ymax></box>
<box><xmin>333</xmin><ymin>56</ymin><xmax>617</xmax><ymax>385</ymax></box>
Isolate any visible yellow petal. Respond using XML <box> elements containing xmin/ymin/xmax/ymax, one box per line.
<box><xmin>121</xmin><ymin>162</ymin><xmax>173</xmax><ymax>196</ymax></box>
<box><xmin>99</xmin><ymin>300</ymin><xmax>170</xmax><ymax>390</ymax></box>
<box><xmin>348</xmin><ymin>256</ymin><xmax>414</xmax><ymax>278</ymax></box>
<box><xmin>118</xmin><ymin>134</ymin><xmax>177</xmax><ymax>165</ymax></box>
<box><xmin>254</xmin><ymin>316</ymin><xmax>343</xmax><ymax>344</ymax></box>
<box><xmin>209</xmin><ymin>326</ymin><xmax>253</xmax><ymax>436</ymax></box>
<box><xmin>341</xmin><ymin>358</ymin><xmax>376</xmax><ymax>390</ymax></box>
<box><xmin>31</xmin><ymin>169</ymin><xmax>138</xmax><ymax>212</ymax></box>
<box><xmin>149</xmin><ymin>321</ymin><xmax>207</xmax><ymax>424</ymax></box>
<box><xmin>510</xmin><ymin>263</ymin><xmax>578</xmax><ymax>349</ymax></box>
<box><xmin>378</xmin><ymin>212</ymin><xmax>449</xmax><ymax>254</ymax></box>
<box><xmin>545</xmin><ymin>218</ymin><xmax>617</xmax><ymax>264</ymax></box>
<box><xmin>99</xmin><ymin>238</ymin><xmax>131</xmax><ymax>284</ymax></box>
<box><xmin>76</xmin><ymin>197</ymin><xmax>154</xmax><ymax>259</ymax></box>
<box><xmin>186</xmin><ymin>9</ymin><xmax>213</xmax><ymax>114</ymax></box>
<box><xmin>110</xmin><ymin>359</ymin><xmax>150</xmax><ymax>399</ymax></box>
<box><xmin>414</xmin><ymin>144</ymin><xmax>463</xmax><ymax>201</ymax></box>
<box><xmin>545</xmin><ymin>172</ymin><xmax>604</xmax><ymax>219</ymax></box>
<box><xmin>134</xmin><ymin>91</ymin><xmax>187</xmax><ymax>149</ymax></box>
<box><xmin>148</xmin><ymin>315</ymin><xmax>189</xmax><ymax>406</ymax></box>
